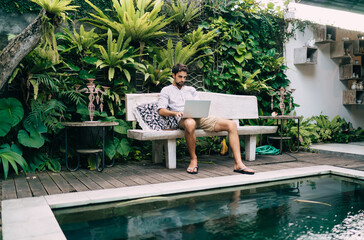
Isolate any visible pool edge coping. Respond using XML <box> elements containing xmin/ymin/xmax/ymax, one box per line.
<box><xmin>2</xmin><ymin>165</ymin><xmax>364</xmax><ymax>240</ymax></box>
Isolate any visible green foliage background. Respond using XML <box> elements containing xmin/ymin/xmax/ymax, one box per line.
<box><xmin>0</xmin><ymin>0</ymin><xmax>112</xmax><ymax>17</ymax></box>
<box><xmin>0</xmin><ymin>0</ymin><xmax>362</xmax><ymax>178</ymax></box>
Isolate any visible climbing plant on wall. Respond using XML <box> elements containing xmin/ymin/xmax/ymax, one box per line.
<box><xmin>200</xmin><ymin>0</ymin><xmax>293</xmax><ymax>115</ymax></box>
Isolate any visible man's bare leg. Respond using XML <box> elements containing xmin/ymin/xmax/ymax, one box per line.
<box><xmin>184</xmin><ymin>118</ymin><xmax>198</xmax><ymax>173</ymax></box>
<box><xmin>214</xmin><ymin>119</ymin><xmax>254</xmax><ymax>173</ymax></box>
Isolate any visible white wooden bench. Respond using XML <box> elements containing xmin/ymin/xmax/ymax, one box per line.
<box><xmin>126</xmin><ymin>92</ymin><xmax>278</xmax><ymax>169</ymax></box>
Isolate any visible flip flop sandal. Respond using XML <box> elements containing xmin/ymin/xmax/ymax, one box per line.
<box><xmin>233</xmin><ymin>167</ymin><xmax>255</xmax><ymax>175</ymax></box>
<box><xmin>187</xmin><ymin>166</ymin><xmax>199</xmax><ymax>174</ymax></box>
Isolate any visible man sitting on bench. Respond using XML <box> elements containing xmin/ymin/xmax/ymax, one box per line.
<box><xmin>157</xmin><ymin>63</ymin><xmax>255</xmax><ymax>175</ymax></box>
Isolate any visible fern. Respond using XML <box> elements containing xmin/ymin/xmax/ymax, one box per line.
<box><xmin>311</xmin><ymin>115</ymin><xmax>344</xmax><ymax>142</ymax></box>
<box><xmin>288</xmin><ymin>118</ymin><xmax>320</xmax><ymax>147</ymax></box>
<box><xmin>26</xmin><ymin>99</ymin><xmax>66</xmax><ymax>133</ymax></box>
<box><xmin>33</xmin><ymin>73</ymin><xmax>59</xmax><ymax>92</ymax></box>
<box><xmin>59</xmin><ymin>90</ymin><xmax>86</xmax><ymax>105</ymax></box>
<box><xmin>28</xmin><ymin>152</ymin><xmax>61</xmax><ymax>172</ymax></box>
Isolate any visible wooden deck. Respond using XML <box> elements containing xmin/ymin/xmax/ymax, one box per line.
<box><xmin>1</xmin><ymin>151</ymin><xmax>363</xmax><ymax>203</ymax></box>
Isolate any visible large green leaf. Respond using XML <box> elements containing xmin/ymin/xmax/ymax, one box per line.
<box><xmin>0</xmin><ymin>148</ymin><xmax>28</xmax><ymax>179</ymax></box>
<box><xmin>17</xmin><ymin>129</ymin><xmax>45</xmax><ymax>148</ymax></box>
<box><xmin>79</xmin><ymin>70</ymin><xmax>95</xmax><ymax>80</ymax></box>
<box><xmin>0</xmin><ymin>120</ymin><xmax>12</xmax><ymax>137</ymax></box>
<box><xmin>0</xmin><ymin>98</ymin><xmax>24</xmax><ymax>127</ymax></box>
<box><xmin>113</xmin><ymin>119</ymin><xmax>130</xmax><ymax>134</ymax></box>
<box><xmin>28</xmin><ymin>152</ymin><xmax>60</xmax><ymax>173</ymax></box>
<box><xmin>10</xmin><ymin>144</ymin><xmax>23</xmax><ymax>155</ymax></box>
<box><xmin>116</xmin><ymin>138</ymin><xmax>131</xmax><ymax>156</ymax></box>
<box><xmin>104</xmin><ymin>138</ymin><xmax>117</xmax><ymax>159</ymax></box>
<box><xmin>24</xmin><ymin>119</ymin><xmax>47</xmax><ymax>133</ymax></box>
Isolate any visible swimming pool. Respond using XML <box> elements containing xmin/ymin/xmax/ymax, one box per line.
<box><xmin>2</xmin><ymin>165</ymin><xmax>364</xmax><ymax>239</ymax></box>
<box><xmin>54</xmin><ymin>175</ymin><xmax>364</xmax><ymax>239</ymax></box>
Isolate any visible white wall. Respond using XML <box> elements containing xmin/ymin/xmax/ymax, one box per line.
<box><xmin>285</xmin><ymin>26</ymin><xmax>364</xmax><ymax>128</ymax></box>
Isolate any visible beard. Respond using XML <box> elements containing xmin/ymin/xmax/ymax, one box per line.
<box><xmin>176</xmin><ymin>81</ymin><xmax>184</xmax><ymax>87</ymax></box>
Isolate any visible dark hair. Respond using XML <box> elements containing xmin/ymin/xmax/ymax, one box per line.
<box><xmin>172</xmin><ymin>63</ymin><xmax>188</xmax><ymax>74</ymax></box>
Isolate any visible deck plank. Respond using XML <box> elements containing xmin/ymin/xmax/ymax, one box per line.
<box><xmin>104</xmin><ymin>165</ymin><xmax>143</xmax><ymax>186</ymax></box>
<box><xmin>2</xmin><ymin>177</ymin><xmax>17</xmax><ymax>200</ymax></box>
<box><xmin>25</xmin><ymin>173</ymin><xmax>48</xmax><ymax>197</ymax></box>
<box><xmin>114</xmin><ymin>165</ymin><xmax>150</xmax><ymax>185</ymax></box>
<box><xmin>100</xmin><ymin>169</ymin><xmax>128</xmax><ymax>188</ymax></box>
<box><xmin>14</xmin><ymin>174</ymin><xmax>32</xmax><ymax>198</ymax></box>
<box><xmin>133</xmin><ymin>165</ymin><xmax>183</xmax><ymax>183</ymax></box>
<box><xmin>83</xmin><ymin>170</ymin><xmax>116</xmax><ymax>189</ymax></box>
<box><xmin>71</xmin><ymin>170</ymin><xmax>102</xmax><ymax>190</ymax></box>
<box><xmin>48</xmin><ymin>172</ymin><xmax>76</xmax><ymax>193</ymax></box>
<box><xmin>59</xmin><ymin>171</ymin><xmax>89</xmax><ymax>192</ymax></box>
<box><xmin>126</xmin><ymin>165</ymin><xmax>165</xmax><ymax>184</ymax></box>
<box><xmin>36</xmin><ymin>172</ymin><xmax>62</xmax><ymax>195</ymax></box>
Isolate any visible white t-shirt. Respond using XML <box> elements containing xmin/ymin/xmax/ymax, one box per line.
<box><xmin>157</xmin><ymin>85</ymin><xmax>198</xmax><ymax>112</ymax></box>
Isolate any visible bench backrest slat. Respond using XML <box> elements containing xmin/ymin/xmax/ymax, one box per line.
<box><xmin>125</xmin><ymin>92</ymin><xmax>258</xmax><ymax>122</ymax></box>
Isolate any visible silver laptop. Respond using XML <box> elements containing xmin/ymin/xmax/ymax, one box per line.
<box><xmin>183</xmin><ymin>100</ymin><xmax>211</xmax><ymax>118</ymax></box>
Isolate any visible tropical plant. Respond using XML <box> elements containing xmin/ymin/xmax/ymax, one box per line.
<box><xmin>27</xmin><ymin>152</ymin><xmax>61</xmax><ymax>172</ymax></box>
<box><xmin>236</xmin><ymin>68</ymin><xmax>272</xmax><ymax>94</ymax></box>
<box><xmin>287</xmin><ymin>117</ymin><xmax>320</xmax><ymax>147</ymax></box>
<box><xmin>202</xmin><ymin>0</ymin><xmax>292</xmax><ymax>115</ymax></box>
<box><xmin>60</xmin><ymin>24</ymin><xmax>100</xmax><ymax>57</ymax></box>
<box><xmin>0</xmin><ymin>98</ymin><xmax>24</xmax><ymax>137</ymax></box>
<box><xmin>184</xmin><ymin>27</ymin><xmax>218</xmax><ymax>48</ymax></box>
<box><xmin>85</xmin><ymin>0</ymin><xmax>171</xmax><ymax>55</ymax></box>
<box><xmin>17</xmin><ymin>121</ymin><xmax>46</xmax><ymax>149</ymax></box>
<box><xmin>143</xmin><ymin>55</ymin><xmax>173</xmax><ymax>92</ymax></box>
<box><xmin>0</xmin><ymin>144</ymin><xmax>28</xmax><ymax>179</ymax></box>
<box><xmin>96</xmin><ymin>29</ymin><xmax>145</xmax><ymax>81</ymax></box>
<box><xmin>287</xmin><ymin>115</ymin><xmax>364</xmax><ymax>147</ymax></box>
<box><xmin>31</xmin><ymin>0</ymin><xmax>79</xmax><ymax>17</ymax></box>
<box><xmin>26</xmin><ymin>99</ymin><xmax>67</xmax><ymax>132</ymax></box>
<box><xmin>105</xmin><ymin>115</ymin><xmax>132</xmax><ymax>159</ymax></box>
<box><xmin>311</xmin><ymin>115</ymin><xmax>344</xmax><ymax>142</ymax></box>
<box><xmin>31</xmin><ymin>0</ymin><xmax>79</xmax><ymax>63</ymax></box>
<box><xmin>234</xmin><ymin>41</ymin><xmax>253</xmax><ymax>66</ymax></box>
<box><xmin>337</xmin><ymin>121</ymin><xmax>364</xmax><ymax>143</ymax></box>
<box><xmin>158</xmin><ymin>39</ymin><xmax>213</xmax><ymax>68</ymax></box>
<box><xmin>166</xmin><ymin>0</ymin><xmax>201</xmax><ymax>34</ymax></box>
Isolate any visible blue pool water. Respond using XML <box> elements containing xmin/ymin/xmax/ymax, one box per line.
<box><xmin>54</xmin><ymin>175</ymin><xmax>364</xmax><ymax>239</ymax></box>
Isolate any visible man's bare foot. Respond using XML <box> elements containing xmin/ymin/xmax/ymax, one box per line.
<box><xmin>187</xmin><ymin>159</ymin><xmax>198</xmax><ymax>174</ymax></box>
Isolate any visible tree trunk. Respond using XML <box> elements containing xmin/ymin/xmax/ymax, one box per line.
<box><xmin>0</xmin><ymin>10</ymin><xmax>45</xmax><ymax>91</ymax></box>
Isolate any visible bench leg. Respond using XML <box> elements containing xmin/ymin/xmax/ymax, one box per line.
<box><xmin>244</xmin><ymin>135</ymin><xmax>257</xmax><ymax>161</ymax></box>
<box><xmin>152</xmin><ymin>140</ymin><xmax>164</xmax><ymax>164</ymax></box>
<box><xmin>164</xmin><ymin>139</ymin><xmax>177</xmax><ymax>169</ymax></box>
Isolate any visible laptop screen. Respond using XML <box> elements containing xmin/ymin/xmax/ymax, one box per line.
<box><xmin>183</xmin><ymin>100</ymin><xmax>211</xmax><ymax>118</ymax></box>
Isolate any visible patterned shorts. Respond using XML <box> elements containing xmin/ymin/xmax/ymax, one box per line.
<box><xmin>178</xmin><ymin>116</ymin><xmax>221</xmax><ymax>132</ymax></box>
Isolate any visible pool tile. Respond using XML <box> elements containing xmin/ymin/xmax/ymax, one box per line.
<box><xmin>83</xmin><ymin>185</ymin><xmax>162</xmax><ymax>204</ymax></box>
<box><xmin>1</xmin><ymin>197</ymin><xmax>66</xmax><ymax>240</ymax></box>
<box><xmin>45</xmin><ymin>192</ymin><xmax>91</xmax><ymax>209</ymax></box>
